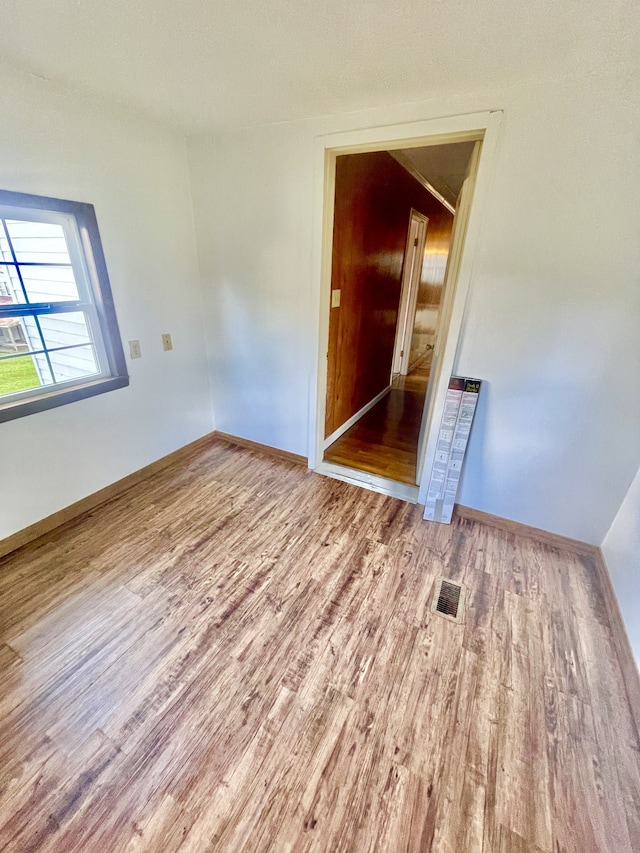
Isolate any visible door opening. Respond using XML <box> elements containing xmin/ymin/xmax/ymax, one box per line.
<box><xmin>310</xmin><ymin>112</ymin><xmax>502</xmax><ymax>505</ymax></box>
<box><xmin>321</xmin><ymin>142</ymin><xmax>476</xmax><ymax>495</ymax></box>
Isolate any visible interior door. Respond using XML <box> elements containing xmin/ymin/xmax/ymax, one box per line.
<box><xmin>392</xmin><ymin>210</ymin><xmax>428</xmax><ymax>377</ymax></box>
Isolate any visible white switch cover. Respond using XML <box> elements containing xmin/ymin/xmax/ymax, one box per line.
<box><xmin>331</xmin><ymin>289</ymin><xmax>341</xmax><ymax>308</ymax></box>
<box><xmin>129</xmin><ymin>340</ymin><xmax>141</xmax><ymax>359</ymax></box>
<box><xmin>162</xmin><ymin>333</ymin><xmax>173</xmax><ymax>351</ymax></box>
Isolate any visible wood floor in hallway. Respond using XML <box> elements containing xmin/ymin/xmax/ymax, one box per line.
<box><xmin>0</xmin><ymin>436</ymin><xmax>639</xmax><ymax>852</ymax></box>
<box><xmin>323</xmin><ymin>352</ymin><xmax>432</xmax><ymax>484</ymax></box>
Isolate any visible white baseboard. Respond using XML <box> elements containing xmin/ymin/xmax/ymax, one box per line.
<box><xmin>323</xmin><ymin>385</ymin><xmax>391</xmax><ymax>450</ymax></box>
<box><xmin>315</xmin><ymin>461</ymin><xmax>420</xmax><ymax>503</ymax></box>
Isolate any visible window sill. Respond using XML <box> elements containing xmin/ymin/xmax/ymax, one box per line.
<box><xmin>0</xmin><ymin>374</ymin><xmax>129</xmax><ymax>423</ymax></box>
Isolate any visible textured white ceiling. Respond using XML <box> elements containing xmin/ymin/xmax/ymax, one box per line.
<box><xmin>0</xmin><ymin>0</ymin><xmax>637</xmax><ymax>133</ymax></box>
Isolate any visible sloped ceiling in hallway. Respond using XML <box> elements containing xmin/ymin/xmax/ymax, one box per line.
<box><xmin>394</xmin><ymin>142</ymin><xmax>476</xmax><ymax>208</ymax></box>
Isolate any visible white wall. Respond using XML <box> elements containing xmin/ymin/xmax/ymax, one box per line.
<box><xmin>0</xmin><ymin>64</ymin><xmax>213</xmax><ymax>540</ymax></box>
<box><xmin>189</xmin><ymin>124</ymin><xmax>314</xmax><ymax>456</ymax></box>
<box><xmin>603</xmin><ymin>465</ymin><xmax>640</xmax><ymax>666</ymax></box>
<box><xmin>189</xmin><ymin>71</ymin><xmax>640</xmax><ymax>544</ymax></box>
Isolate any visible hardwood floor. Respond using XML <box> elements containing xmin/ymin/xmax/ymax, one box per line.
<box><xmin>0</xmin><ymin>437</ymin><xmax>639</xmax><ymax>852</ymax></box>
<box><xmin>324</xmin><ymin>352</ymin><xmax>431</xmax><ymax>484</ymax></box>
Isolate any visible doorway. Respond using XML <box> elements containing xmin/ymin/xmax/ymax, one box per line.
<box><xmin>309</xmin><ymin>112</ymin><xmax>502</xmax><ymax>506</ymax></box>
<box><xmin>321</xmin><ymin>142</ymin><xmax>473</xmax><ymax>491</ymax></box>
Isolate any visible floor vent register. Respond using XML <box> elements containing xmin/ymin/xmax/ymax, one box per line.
<box><xmin>432</xmin><ymin>578</ymin><xmax>466</xmax><ymax>623</ymax></box>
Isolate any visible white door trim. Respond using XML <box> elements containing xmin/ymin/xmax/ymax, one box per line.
<box><xmin>417</xmin><ymin>114</ymin><xmax>502</xmax><ymax>507</ymax></box>
<box><xmin>317</xmin><ymin>460</ymin><xmax>420</xmax><ymax>503</ymax></box>
<box><xmin>307</xmin><ymin>110</ymin><xmax>503</xmax><ymax>505</ymax></box>
<box><xmin>415</xmin><ymin>139</ymin><xmax>481</xmax><ymax>486</ymax></box>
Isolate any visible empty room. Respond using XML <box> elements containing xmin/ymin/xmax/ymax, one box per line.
<box><xmin>0</xmin><ymin>1</ymin><xmax>639</xmax><ymax>851</ymax></box>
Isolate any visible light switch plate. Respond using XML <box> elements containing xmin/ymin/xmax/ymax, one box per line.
<box><xmin>129</xmin><ymin>340</ymin><xmax>141</xmax><ymax>359</ymax></box>
<box><xmin>331</xmin><ymin>289</ymin><xmax>341</xmax><ymax>308</ymax></box>
<box><xmin>162</xmin><ymin>333</ymin><xmax>173</xmax><ymax>351</ymax></box>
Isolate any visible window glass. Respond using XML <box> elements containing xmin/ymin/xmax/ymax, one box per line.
<box><xmin>3</xmin><ymin>220</ymin><xmax>72</xmax><ymax>264</ymax></box>
<box><xmin>49</xmin><ymin>345</ymin><xmax>99</xmax><ymax>384</ymax></box>
<box><xmin>0</xmin><ymin>352</ymin><xmax>52</xmax><ymax>395</ymax></box>
<box><xmin>0</xmin><ymin>265</ymin><xmax>26</xmax><ymax>304</ymax></box>
<box><xmin>0</xmin><ymin>315</ymin><xmax>45</xmax><ymax>357</ymax></box>
<box><xmin>18</xmin><ymin>265</ymin><xmax>80</xmax><ymax>303</ymax></box>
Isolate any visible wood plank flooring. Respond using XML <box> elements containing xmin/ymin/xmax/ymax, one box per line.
<box><xmin>324</xmin><ymin>353</ymin><xmax>432</xmax><ymax>484</ymax></box>
<box><xmin>0</xmin><ymin>437</ymin><xmax>639</xmax><ymax>852</ymax></box>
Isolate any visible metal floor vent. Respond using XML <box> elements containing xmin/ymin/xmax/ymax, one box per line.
<box><xmin>431</xmin><ymin>578</ymin><xmax>466</xmax><ymax>623</ymax></box>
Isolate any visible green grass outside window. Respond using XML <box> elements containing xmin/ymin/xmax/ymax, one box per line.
<box><xmin>0</xmin><ymin>356</ymin><xmax>41</xmax><ymax>396</ymax></box>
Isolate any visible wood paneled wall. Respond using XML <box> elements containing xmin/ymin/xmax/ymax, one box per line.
<box><xmin>325</xmin><ymin>151</ymin><xmax>454</xmax><ymax>438</ymax></box>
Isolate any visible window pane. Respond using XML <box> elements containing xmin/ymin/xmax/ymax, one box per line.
<box><xmin>0</xmin><ymin>315</ymin><xmax>45</xmax><ymax>359</ymax></box>
<box><xmin>49</xmin><ymin>344</ymin><xmax>99</xmax><ymax>384</ymax></box>
<box><xmin>0</xmin><ymin>230</ymin><xmax>12</xmax><ymax>262</ymax></box>
<box><xmin>0</xmin><ymin>352</ymin><xmax>52</xmax><ymax>397</ymax></box>
<box><xmin>38</xmin><ymin>311</ymin><xmax>93</xmax><ymax>351</ymax></box>
<box><xmin>0</xmin><ymin>265</ymin><xmax>26</xmax><ymax>303</ymax></box>
<box><xmin>4</xmin><ymin>220</ymin><xmax>72</xmax><ymax>264</ymax></box>
<box><xmin>19</xmin><ymin>265</ymin><xmax>80</xmax><ymax>303</ymax></box>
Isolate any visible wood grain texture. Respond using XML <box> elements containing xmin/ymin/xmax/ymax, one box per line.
<box><xmin>324</xmin><ymin>354</ymin><xmax>430</xmax><ymax>484</ymax></box>
<box><xmin>214</xmin><ymin>431</ymin><xmax>307</xmax><ymax>466</ymax></box>
<box><xmin>0</xmin><ymin>432</ymin><xmax>306</xmax><ymax>562</ymax></box>
<box><xmin>408</xmin><ymin>214</ymin><xmax>452</xmax><ymax>367</ymax></box>
<box><xmin>0</xmin><ymin>432</ymin><xmax>218</xmax><ymax>561</ymax></box>
<box><xmin>0</xmin><ymin>440</ymin><xmax>638</xmax><ymax>852</ymax></box>
<box><xmin>593</xmin><ymin>546</ymin><xmax>640</xmax><ymax>739</ymax></box>
<box><xmin>325</xmin><ymin>151</ymin><xmax>453</xmax><ymax>438</ymax></box>
<box><xmin>454</xmin><ymin>504</ymin><xmax>598</xmax><ymax>556</ymax></box>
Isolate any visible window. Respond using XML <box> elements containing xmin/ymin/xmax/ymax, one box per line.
<box><xmin>0</xmin><ymin>190</ymin><xmax>128</xmax><ymax>422</ymax></box>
